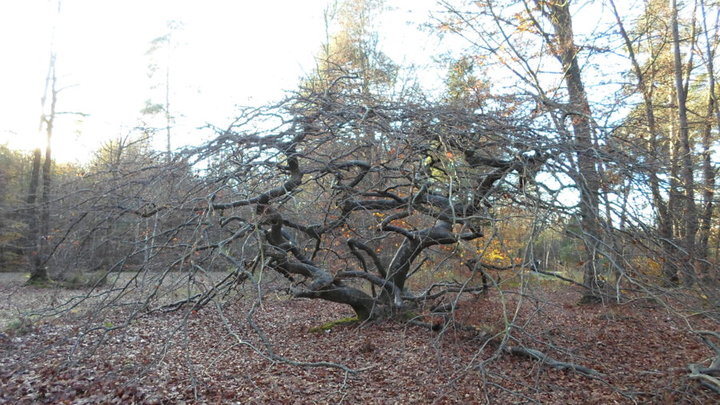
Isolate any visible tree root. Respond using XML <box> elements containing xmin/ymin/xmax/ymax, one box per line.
<box><xmin>504</xmin><ymin>345</ymin><xmax>604</xmax><ymax>378</ymax></box>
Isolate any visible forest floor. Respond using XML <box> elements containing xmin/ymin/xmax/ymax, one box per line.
<box><xmin>0</xmin><ymin>272</ymin><xmax>718</xmax><ymax>404</ymax></box>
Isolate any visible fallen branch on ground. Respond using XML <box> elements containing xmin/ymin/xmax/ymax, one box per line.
<box><xmin>688</xmin><ymin>364</ymin><xmax>720</xmax><ymax>393</ymax></box>
<box><xmin>154</xmin><ymin>293</ymin><xmax>203</xmax><ymax>313</ymax></box>
<box><xmin>504</xmin><ymin>345</ymin><xmax>604</xmax><ymax>378</ymax></box>
<box><xmin>688</xmin><ymin>330</ymin><xmax>720</xmax><ymax>393</ymax></box>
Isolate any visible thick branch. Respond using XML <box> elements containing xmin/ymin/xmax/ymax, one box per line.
<box><xmin>386</xmin><ymin>220</ymin><xmax>483</xmax><ymax>291</ymax></box>
<box><xmin>347</xmin><ymin>239</ymin><xmax>387</xmax><ymax>278</ymax></box>
<box><xmin>336</xmin><ymin>271</ymin><xmax>402</xmax><ymax>306</ymax></box>
<box><xmin>295</xmin><ymin>285</ymin><xmax>378</xmax><ymax>320</ymax></box>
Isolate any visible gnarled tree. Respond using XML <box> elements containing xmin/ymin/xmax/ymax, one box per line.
<box><xmin>176</xmin><ymin>82</ymin><xmax>545</xmax><ymax>320</ymax></box>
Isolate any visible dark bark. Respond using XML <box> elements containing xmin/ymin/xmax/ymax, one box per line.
<box><xmin>25</xmin><ymin>147</ymin><xmax>42</xmax><ymax>281</ymax></box>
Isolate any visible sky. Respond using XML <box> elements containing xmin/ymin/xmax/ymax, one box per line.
<box><xmin>0</xmin><ymin>0</ymin><xmax>441</xmax><ymax>164</ymax></box>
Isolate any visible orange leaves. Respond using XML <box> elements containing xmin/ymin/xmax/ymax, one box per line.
<box><xmin>514</xmin><ymin>12</ymin><xmax>535</xmax><ymax>33</ymax></box>
<box><xmin>437</xmin><ymin>22</ymin><xmax>454</xmax><ymax>32</ymax></box>
<box><xmin>437</xmin><ymin>17</ymin><xmax>466</xmax><ymax>33</ymax></box>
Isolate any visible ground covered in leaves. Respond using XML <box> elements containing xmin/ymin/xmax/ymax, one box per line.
<box><xmin>0</xmin><ymin>273</ymin><xmax>718</xmax><ymax>404</ymax></box>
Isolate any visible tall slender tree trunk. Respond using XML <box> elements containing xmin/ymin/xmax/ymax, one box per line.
<box><xmin>668</xmin><ymin>91</ymin><xmax>684</xmax><ymax>283</ymax></box>
<box><xmin>27</xmin><ymin>53</ymin><xmax>57</xmax><ymax>284</ymax></box>
<box><xmin>699</xmin><ymin>89</ymin><xmax>716</xmax><ymax>276</ymax></box>
<box><xmin>25</xmin><ymin>147</ymin><xmax>43</xmax><ymax>282</ymax></box>
<box><xmin>165</xmin><ymin>59</ymin><xmax>172</xmax><ymax>163</ymax></box>
<box><xmin>670</xmin><ymin>0</ymin><xmax>698</xmax><ymax>285</ymax></box>
<box><xmin>698</xmin><ymin>0</ymin><xmax>717</xmax><ymax>276</ymax></box>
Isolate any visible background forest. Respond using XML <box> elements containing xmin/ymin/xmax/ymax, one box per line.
<box><xmin>2</xmin><ymin>0</ymin><xmax>720</xmax><ymax>403</ymax></box>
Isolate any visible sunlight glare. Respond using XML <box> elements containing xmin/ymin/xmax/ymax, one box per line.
<box><xmin>0</xmin><ymin>0</ymin><xmax>438</xmax><ymax>164</ymax></box>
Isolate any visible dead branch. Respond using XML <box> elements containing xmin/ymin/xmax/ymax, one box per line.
<box><xmin>504</xmin><ymin>345</ymin><xmax>605</xmax><ymax>378</ymax></box>
<box><xmin>688</xmin><ymin>330</ymin><xmax>720</xmax><ymax>392</ymax></box>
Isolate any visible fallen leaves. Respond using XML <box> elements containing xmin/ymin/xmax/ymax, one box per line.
<box><xmin>0</xmin><ymin>277</ymin><xmax>718</xmax><ymax>403</ymax></box>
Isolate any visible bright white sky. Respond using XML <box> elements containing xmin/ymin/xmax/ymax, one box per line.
<box><xmin>0</xmin><ymin>0</ymin><xmax>441</xmax><ymax>164</ymax></box>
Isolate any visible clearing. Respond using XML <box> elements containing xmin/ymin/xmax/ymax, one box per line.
<box><xmin>0</xmin><ymin>273</ymin><xmax>717</xmax><ymax>404</ymax></box>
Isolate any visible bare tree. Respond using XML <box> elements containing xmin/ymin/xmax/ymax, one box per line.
<box><xmin>159</xmin><ymin>86</ymin><xmax>546</xmax><ymax>320</ymax></box>
<box><xmin>5</xmin><ymin>3</ymin><xmax>720</xmax><ymax>402</ymax></box>
<box><xmin>26</xmin><ymin>51</ymin><xmax>58</xmax><ymax>284</ymax></box>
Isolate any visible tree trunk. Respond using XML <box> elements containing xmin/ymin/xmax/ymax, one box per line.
<box><xmin>666</xmin><ymin>91</ymin><xmax>684</xmax><ymax>284</ymax></box>
<box><xmin>25</xmin><ymin>147</ymin><xmax>43</xmax><ymax>283</ymax></box>
<box><xmin>32</xmin><ymin>78</ymin><xmax>56</xmax><ymax>283</ymax></box>
<box><xmin>541</xmin><ymin>1</ymin><xmax>602</xmax><ymax>296</ymax></box>
<box><xmin>698</xmin><ymin>0</ymin><xmax>717</xmax><ymax>277</ymax></box>
<box><xmin>670</xmin><ymin>0</ymin><xmax>698</xmax><ymax>285</ymax></box>
<box><xmin>26</xmin><ymin>53</ymin><xmax>57</xmax><ymax>284</ymax></box>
